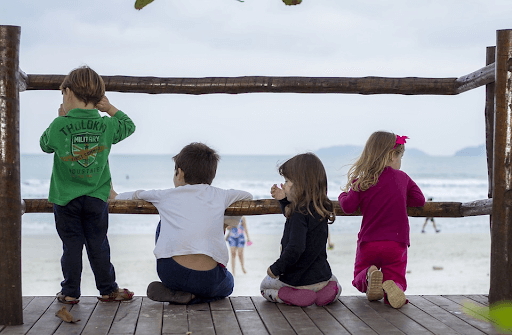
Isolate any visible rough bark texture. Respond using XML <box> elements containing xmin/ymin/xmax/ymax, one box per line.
<box><xmin>0</xmin><ymin>25</ymin><xmax>23</xmax><ymax>326</ymax></box>
<box><xmin>489</xmin><ymin>29</ymin><xmax>512</xmax><ymax>304</ymax></box>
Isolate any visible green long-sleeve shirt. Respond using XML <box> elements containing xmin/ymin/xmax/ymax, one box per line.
<box><xmin>40</xmin><ymin>108</ymin><xmax>136</xmax><ymax>206</ymax></box>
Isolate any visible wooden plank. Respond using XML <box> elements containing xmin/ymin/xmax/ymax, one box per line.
<box><xmin>230</xmin><ymin>296</ymin><xmax>256</xmax><ymax>311</ymax></box>
<box><xmin>230</xmin><ymin>297</ymin><xmax>269</xmax><ymax>335</ymax></box>
<box><xmin>357</xmin><ymin>296</ymin><xmax>431</xmax><ymax>335</ymax></box>
<box><xmin>21</xmin><ymin>297</ymin><xmax>34</xmax><ymax>310</ymax></box>
<box><xmin>81</xmin><ymin>300</ymin><xmax>119</xmax><ymax>335</ymax></box>
<box><xmin>25</xmin><ymin>298</ymin><xmax>68</xmax><ymax>335</ymax></box>
<box><xmin>162</xmin><ymin>304</ymin><xmax>188</xmax><ymax>335</ymax></box>
<box><xmin>211</xmin><ymin>310</ymin><xmax>242</xmax><ymax>335</ymax></box>
<box><xmin>109</xmin><ymin>297</ymin><xmax>142</xmax><ymax>335</ymax></box>
<box><xmin>134</xmin><ymin>298</ymin><xmax>163</xmax><ymax>335</ymax></box>
<box><xmin>407</xmin><ymin>296</ymin><xmax>486</xmax><ymax>335</ymax></box>
<box><xmin>0</xmin><ymin>296</ymin><xmax>55</xmax><ymax>335</ymax></box>
<box><xmin>339</xmin><ymin>296</ymin><xmax>404</xmax><ymax>335</ymax></box>
<box><xmin>443</xmin><ymin>295</ymin><xmax>491</xmax><ymax>320</ymax></box>
<box><xmin>188</xmin><ymin>309</ymin><xmax>215</xmax><ymax>335</ymax></box>
<box><xmin>303</xmin><ymin>304</ymin><xmax>351</xmax><ymax>335</ymax></box>
<box><xmin>54</xmin><ymin>297</ymin><xmax>97</xmax><ymax>335</ymax></box>
<box><xmin>397</xmin><ymin>298</ymin><xmax>460</xmax><ymax>335</ymax></box>
<box><xmin>277</xmin><ymin>303</ymin><xmax>322</xmax><ymax>335</ymax></box>
<box><xmin>251</xmin><ymin>296</ymin><xmax>295</xmax><ymax>335</ymax></box>
<box><xmin>424</xmin><ymin>295</ymin><xmax>499</xmax><ymax>335</ymax></box>
<box><xmin>210</xmin><ymin>298</ymin><xmax>233</xmax><ymax>311</ymax></box>
<box><xmin>187</xmin><ymin>302</ymin><xmax>210</xmax><ymax>311</ymax></box>
<box><xmin>468</xmin><ymin>295</ymin><xmax>490</xmax><ymax>306</ymax></box>
<box><xmin>324</xmin><ymin>299</ymin><xmax>377</xmax><ymax>335</ymax></box>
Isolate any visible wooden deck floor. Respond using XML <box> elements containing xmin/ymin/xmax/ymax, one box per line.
<box><xmin>0</xmin><ymin>295</ymin><xmax>500</xmax><ymax>335</ymax></box>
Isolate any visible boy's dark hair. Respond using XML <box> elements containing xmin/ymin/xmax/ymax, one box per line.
<box><xmin>60</xmin><ymin>66</ymin><xmax>105</xmax><ymax>106</ymax></box>
<box><xmin>173</xmin><ymin>142</ymin><xmax>219</xmax><ymax>185</ymax></box>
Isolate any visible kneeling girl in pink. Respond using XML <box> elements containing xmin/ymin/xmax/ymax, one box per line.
<box><xmin>338</xmin><ymin>131</ymin><xmax>425</xmax><ymax>308</ymax></box>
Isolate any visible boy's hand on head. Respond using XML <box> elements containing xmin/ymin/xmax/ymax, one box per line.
<box><xmin>270</xmin><ymin>184</ymin><xmax>286</xmax><ymax>200</ymax></box>
<box><xmin>95</xmin><ymin>96</ymin><xmax>119</xmax><ymax>117</ymax></box>
<box><xmin>267</xmin><ymin>267</ymin><xmax>278</xmax><ymax>279</ymax></box>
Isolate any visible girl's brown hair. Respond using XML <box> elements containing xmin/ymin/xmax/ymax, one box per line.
<box><xmin>60</xmin><ymin>66</ymin><xmax>105</xmax><ymax>106</ymax></box>
<box><xmin>343</xmin><ymin>131</ymin><xmax>405</xmax><ymax>192</ymax></box>
<box><xmin>279</xmin><ymin>153</ymin><xmax>335</xmax><ymax>223</ymax></box>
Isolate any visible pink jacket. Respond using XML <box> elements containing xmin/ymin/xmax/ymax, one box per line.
<box><xmin>339</xmin><ymin>167</ymin><xmax>425</xmax><ymax>246</ymax></box>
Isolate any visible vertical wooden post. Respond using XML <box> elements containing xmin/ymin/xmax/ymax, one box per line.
<box><xmin>490</xmin><ymin>29</ymin><xmax>512</xmax><ymax>304</ymax></box>
<box><xmin>0</xmin><ymin>25</ymin><xmax>23</xmax><ymax>326</ymax></box>
<box><xmin>485</xmin><ymin>46</ymin><xmax>495</xmax><ymax>201</ymax></box>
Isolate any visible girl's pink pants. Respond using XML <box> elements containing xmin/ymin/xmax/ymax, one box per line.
<box><xmin>352</xmin><ymin>240</ymin><xmax>408</xmax><ymax>293</ymax></box>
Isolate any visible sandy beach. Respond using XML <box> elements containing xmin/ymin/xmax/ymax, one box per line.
<box><xmin>21</xmin><ymin>232</ymin><xmax>491</xmax><ymax>298</ymax></box>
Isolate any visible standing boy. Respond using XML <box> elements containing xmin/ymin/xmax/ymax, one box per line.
<box><xmin>40</xmin><ymin>66</ymin><xmax>136</xmax><ymax>304</ymax></box>
<box><xmin>115</xmin><ymin>142</ymin><xmax>253</xmax><ymax>304</ymax></box>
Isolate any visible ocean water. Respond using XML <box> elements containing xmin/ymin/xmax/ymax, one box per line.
<box><xmin>20</xmin><ymin>153</ymin><xmax>490</xmax><ymax>235</ymax></box>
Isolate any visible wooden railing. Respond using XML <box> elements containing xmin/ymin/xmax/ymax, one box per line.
<box><xmin>2</xmin><ymin>25</ymin><xmax>512</xmax><ymax>325</ymax></box>
<box><xmin>22</xmin><ymin>198</ymin><xmax>493</xmax><ymax>217</ymax></box>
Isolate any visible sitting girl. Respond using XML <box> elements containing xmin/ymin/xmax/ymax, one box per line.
<box><xmin>260</xmin><ymin>153</ymin><xmax>341</xmax><ymax>307</ymax></box>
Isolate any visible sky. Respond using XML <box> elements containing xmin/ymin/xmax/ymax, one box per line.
<box><xmin>2</xmin><ymin>0</ymin><xmax>511</xmax><ymax>156</ymax></box>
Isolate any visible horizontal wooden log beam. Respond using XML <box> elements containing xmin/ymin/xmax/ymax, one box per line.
<box><xmin>22</xmin><ymin>198</ymin><xmax>492</xmax><ymax>217</ymax></box>
<box><xmin>24</xmin><ymin>74</ymin><xmax>459</xmax><ymax>95</ymax></box>
<box><xmin>455</xmin><ymin>63</ymin><xmax>496</xmax><ymax>94</ymax></box>
<box><xmin>20</xmin><ymin>63</ymin><xmax>512</xmax><ymax>96</ymax></box>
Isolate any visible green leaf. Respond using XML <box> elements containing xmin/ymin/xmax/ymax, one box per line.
<box><xmin>464</xmin><ymin>301</ymin><xmax>512</xmax><ymax>333</ymax></box>
<box><xmin>134</xmin><ymin>0</ymin><xmax>154</xmax><ymax>10</ymax></box>
<box><xmin>282</xmin><ymin>0</ymin><xmax>302</xmax><ymax>5</ymax></box>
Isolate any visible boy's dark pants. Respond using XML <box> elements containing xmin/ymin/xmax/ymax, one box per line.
<box><xmin>54</xmin><ymin>195</ymin><xmax>118</xmax><ymax>298</ymax></box>
<box><xmin>155</xmin><ymin>222</ymin><xmax>234</xmax><ymax>304</ymax></box>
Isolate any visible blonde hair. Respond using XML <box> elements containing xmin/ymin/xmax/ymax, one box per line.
<box><xmin>279</xmin><ymin>153</ymin><xmax>335</xmax><ymax>223</ymax></box>
<box><xmin>343</xmin><ymin>131</ymin><xmax>405</xmax><ymax>192</ymax></box>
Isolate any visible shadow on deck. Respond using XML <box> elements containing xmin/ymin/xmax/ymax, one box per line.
<box><xmin>0</xmin><ymin>295</ymin><xmax>500</xmax><ymax>335</ymax></box>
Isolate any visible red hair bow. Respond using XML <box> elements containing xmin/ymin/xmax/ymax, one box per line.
<box><xmin>394</xmin><ymin>135</ymin><xmax>409</xmax><ymax>148</ymax></box>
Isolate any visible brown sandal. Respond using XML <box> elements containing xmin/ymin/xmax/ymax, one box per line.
<box><xmin>56</xmin><ymin>292</ymin><xmax>80</xmax><ymax>305</ymax></box>
<box><xmin>98</xmin><ymin>288</ymin><xmax>134</xmax><ymax>302</ymax></box>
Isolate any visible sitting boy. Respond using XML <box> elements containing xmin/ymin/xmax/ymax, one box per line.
<box><xmin>115</xmin><ymin>142</ymin><xmax>252</xmax><ymax>304</ymax></box>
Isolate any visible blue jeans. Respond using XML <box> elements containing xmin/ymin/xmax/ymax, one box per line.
<box><xmin>155</xmin><ymin>221</ymin><xmax>234</xmax><ymax>304</ymax></box>
<box><xmin>54</xmin><ymin>196</ymin><xmax>118</xmax><ymax>298</ymax></box>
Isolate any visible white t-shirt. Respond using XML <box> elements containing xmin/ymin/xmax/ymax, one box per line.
<box><xmin>116</xmin><ymin>184</ymin><xmax>252</xmax><ymax>266</ymax></box>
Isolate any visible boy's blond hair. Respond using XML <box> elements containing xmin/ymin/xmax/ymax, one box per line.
<box><xmin>60</xmin><ymin>66</ymin><xmax>105</xmax><ymax>106</ymax></box>
<box><xmin>343</xmin><ymin>131</ymin><xmax>405</xmax><ymax>192</ymax></box>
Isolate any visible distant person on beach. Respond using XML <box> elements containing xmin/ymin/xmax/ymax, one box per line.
<box><xmin>115</xmin><ymin>143</ymin><xmax>253</xmax><ymax>304</ymax></box>
<box><xmin>260</xmin><ymin>153</ymin><xmax>341</xmax><ymax>307</ymax></box>
<box><xmin>327</xmin><ymin>230</ymin><xmax>334</xmax><ymax>250</ymax></box>
<box><xmin>225</xmin><ymin>216</ymin><xmax>251</xmax><ymax>275</ymax></box>
<box><xmin>339</xmin><ymin>132</ymin><xmax>425</xmax><ymax>309</ymax></box>
<box><xmin>40</xmin><ymin>66</ymin><xmax>136</xmax><ymax>304</ymax></box>
<box><xmin>422</xmin><ymin>197</ymin><xmax>440</xmax><ymax>233</ymax></box>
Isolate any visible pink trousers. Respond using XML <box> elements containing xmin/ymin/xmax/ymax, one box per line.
<box><xmin>352</xmin><ymin>240</ymin><xmax>408</xmax><ymax>293</ymax></box>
